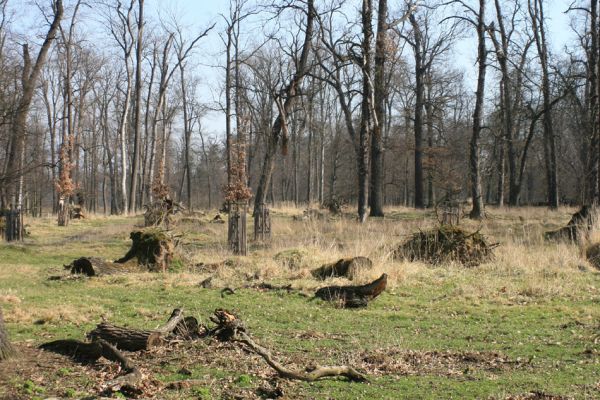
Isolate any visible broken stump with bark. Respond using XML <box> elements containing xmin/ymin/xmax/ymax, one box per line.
<box><xmin>311</xmin><ymin>257</ymin><xmax>373</xmax><ymax>280</ymax></box>
<box><xmin>228</xmin><ymin>202</ymin><xmax>248</xmax><ymax>255</ymax></box>
<box><xmin>115</xmin><ymin>228</ymin><xmax>174</xmax><ymax>272</ymax></box>
<box><xmin>545</xmin><ymin>205</ymin><xmax>597</xmax><ymax>242</ymax></box>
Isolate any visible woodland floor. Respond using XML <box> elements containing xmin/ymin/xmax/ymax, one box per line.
<box><xmin>0</xmin><ymin>206</ymin><xmax>598</xmax><ymax>399</ymax></box>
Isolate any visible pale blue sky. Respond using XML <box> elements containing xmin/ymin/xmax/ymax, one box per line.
<box><xmin>12</xmin><ymin>0</ymin><xmax>581</xmax><ymax>136</ymax></box>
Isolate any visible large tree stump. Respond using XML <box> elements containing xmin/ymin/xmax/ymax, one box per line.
<box><xmin>254</xmin><ymin>202</ymin><xmax>271</xmax><ymax>241</ymax></box>
<box><xmin>311</xmin><ymin>257</ymin><xmax>373</xmax><ymax>280</ymax></box>
<box><xmin>1</xmin><ymin>208</ymin><xmax>23</xmax><ymax>241</ymax></box>
<box><xmin>314</xmin><ymin>273</ymin><xmax>387</xmax><ymax>308</ymax></box>
<box><xmin>57</xmin><ymin>197</ymin><xmax>69</xmax><ymax>227</ymax></box>
<box><xmin>545</xmin><ymin>205</ymin><xmax>596</xmax><ymax>242</ymax></box>
<box><xmin>115</xmin><ymin>228</ymin><xmax>174</xmax><ymax>271</ymax></box>
<box><xmin>228</xmin><ymin>202</ymin><xmax>248</xmax><ymax>255</ymax></box>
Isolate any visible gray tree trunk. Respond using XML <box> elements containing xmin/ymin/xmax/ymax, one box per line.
<box><xmin>469</xmin><ymin>0</ymin><xmax>487</xmax><ymax>219</ymax></box>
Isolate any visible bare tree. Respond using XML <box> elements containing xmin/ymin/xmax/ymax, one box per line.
<box><xmin>3</xmin><ymin>0</ymin><xmax>63</xmax><ymax>210</ymax></box>
<box><xmin>128</xmin><ymin>0</ymin><xmax>144</xmax><ymax>212</ymax></box>
<box><xmin>529</xmin><ymin>0</ymin><xmax>558</xmax><ymax>208</ymax></box>
<box><xmin>253</xmin><ymin>0</ymin><xmax>316</xmax><ymax>212</ymax></box>
<box><xmin>401</xmin><ymin>1</ymin><xmax>460</xmax><ymax>209</ymax></box>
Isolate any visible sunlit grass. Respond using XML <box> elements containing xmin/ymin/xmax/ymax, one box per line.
<box><xmin>0</xmin><ymin>205</ymin><xmax>598</xmax><ymax>399</ymax></box>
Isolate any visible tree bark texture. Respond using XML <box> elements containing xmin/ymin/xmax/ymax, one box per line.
<box><xmin>369</xmin><ymin>0</ymin><xmax>387</xmax><ymax>217</ymax></box>
<box><xmin>469</xmin><ymin>0</ymin><xmax>486</xmax><ymax>219</ymax></box>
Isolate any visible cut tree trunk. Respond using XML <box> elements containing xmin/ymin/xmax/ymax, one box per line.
<box><xmin>314</xmin><ymin>273</ymin><xmax>387</xmax><ymax>308</ymax></box>
<box><xmin>87</xmin><ymin>308</ymin><xmax>184</xmax><ymax>351</ymax></box>
<box><xmin>66</xmin><ymin>257</ymin><xmax>141</xmax><ymax>276</ymax></box>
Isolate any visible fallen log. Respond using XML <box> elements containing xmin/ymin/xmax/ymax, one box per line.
<box><xmin>314</xmin><ymin>273</ymin><xmax>387</xmax><ymax>308</ymax></box>
<box><xmin>207</xmin><ymin>309</ymin><xmax>367</xmax><ymax>382</ymax></box>
<box><xmin>88</xmin><ymin>308</ymin><xmax>185</xmax><ymax>351</ymax></box>
<box><xmin>66</xmin><ymin>257</ymin><xmax>141</xmax><ymax>277</ymax></box>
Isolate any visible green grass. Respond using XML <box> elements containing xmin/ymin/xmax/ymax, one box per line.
<box><xmin>0</xmin><ymin>210</ymin><xmax>599</xmax><ymax>399</ymax></box>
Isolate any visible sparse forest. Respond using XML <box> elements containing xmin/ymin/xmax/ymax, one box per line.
<box><xmin>0</xmin><ymin>0</ymin><xmax>599</xmax><ymax>399</ymax></box>
<box><xmin>0</xmin><ymin>0</ymin><xmax>600</xmax><ymax>216</ymax></box>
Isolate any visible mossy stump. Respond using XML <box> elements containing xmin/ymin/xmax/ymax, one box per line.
<box><xmin>396</xmin><ymin>225</ymin><xmax>495</xmax><ymax>267</ymax></box>
<box><xmin>115</xmin><ymin>229</ymin><xmax>174</xmax><ymax>272</ymax></box>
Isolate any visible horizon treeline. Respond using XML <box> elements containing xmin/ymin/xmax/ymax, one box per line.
<box><xmin>0</xmin><ymin>0</ymin><xmax>598</xmax><ymax>219</ymax></box>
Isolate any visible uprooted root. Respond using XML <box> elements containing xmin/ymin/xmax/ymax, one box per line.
<box><xmin>208</xmin><ymin>309</ymin><xmax>368</xmax><ymax>382</ymax></box>
<box><xmin>396</xmin><ymin>225</ymin><xmax>496</xmax><ymax>267</ymax></box>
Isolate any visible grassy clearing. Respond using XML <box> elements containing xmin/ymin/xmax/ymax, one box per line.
<box><xmin>0</xmin><ymin>207</ymin><xmax>599</xmax><ymax>399</ymax></box>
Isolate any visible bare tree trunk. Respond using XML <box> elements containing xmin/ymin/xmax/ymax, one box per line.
<box><xmin>469</xmin><ymin>0</ymin><xmax>486</xmax><ymax>219</ymax></box>
<box><xmin>496</xmin><ymin>131</ymin><xmax>505</xmax><ymax>206</ymax></box>
<box><xmin>129</xmin><ymin>0</ymin><xmax>144</xmax><ymax>213</ymax></box>
<box><xmin>369</xmin><ymin>0</ymin><xmax>387</xmax><ymax>217</ymax></box>
<box><xmin>425</xmin><ymin>76</ymin><xmax>434</xmax><ymax>208</ymax></box>
<box><xmin>490</xmin><ymin>0</ymin><xmax>516</xmax><ymax>206</ymax></box>
<box><xmin>357</xmin><ymin>0</ymin><xmax>373</xmax><ymax>222</ymax></box>
<box><xmin>409</xmin><ymin>12</ymin><xmax>425</xmax><ymax>209</ymax></box>
<box><xmin>306</xmin><ymin>94</ymin><xmax>313</xmax><ymax>204</ymax></box>
<box><xmin>590</xmin><ymin>0</ymin><xmax>600</xmax><ymax>204</ymax></box>
<box><xmin>529</xmin><ymin>0</ymin><xmax>558</xmax><ymax>209</ymax></box>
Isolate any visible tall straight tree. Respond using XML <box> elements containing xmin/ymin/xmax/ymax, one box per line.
<box><xmin>469</xmin><ymin>0</ymin><xmax>486</xmax><ymax>219</ymax></box>
<box><xmin>106</xmin><ymin>0</ymin><xmax>136</xmax><ymax>214</ymax></box>
<box><xmin>529</xmin><ymin>0</ymin><xmax>558</xmax><ymax>209</ymax></box>
<box><xmin>370</xmin><ymin>0</ymin><xmax>388</xmax><ymax>217</ymax></box>
<box><xmin>357</xmin><ymin>0</ymin><xmax>374</xmax><ymax>221</ymax></box>
<box><xmin>129</xmin><ymin>0</ymin><xmax>144</xmax><ymax>212</ymax></box>
<box><xmin>408</xmin><ymin>10</ymin><xmax>425</xmax><ymax>208</ymax></box>
<box><xmin>449</xmin><ymin>0</ymin><xmax>487</xmax><ymax>219</ymax></box>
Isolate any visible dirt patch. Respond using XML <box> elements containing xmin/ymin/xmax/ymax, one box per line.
<box><xmin>499</xmin><ymin>392</ymin><xmax>573</xmax><ymax>400</ymax></box>
<box><xmin>359</xmin><ymin>348</ymin><xmax>524</xmax><ymax>377</ymax></box>
<box><xmin>0</xmin><ymin>343</ymin><xmax>95</xmax><ymax>399</ymax></box>
<box><xmin>0</xmin><ymin>340</ymin><xmax>292</xmax><ymax>399</ymax></box>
